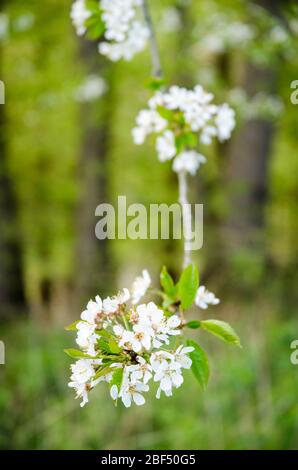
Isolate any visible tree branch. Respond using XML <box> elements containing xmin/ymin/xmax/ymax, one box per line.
<box><xmin>142</xmin><ymin>0</ymin><xmax>192</xmax><ymax>268</ymax></box>
<box><xmin>178</xmin><ymin>171</ymin><xmax>192</xmax><ymax>268</ymax></box>
<box><xmin>141</xmin><ymin>0</ymin><xmax>163</xmax><ymax>79</ymax></box>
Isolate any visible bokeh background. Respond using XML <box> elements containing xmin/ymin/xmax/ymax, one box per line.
<box><xmin>0</xmin><ymin>0</ymin><xmax>298</xmax><ymax>450</ymax></box>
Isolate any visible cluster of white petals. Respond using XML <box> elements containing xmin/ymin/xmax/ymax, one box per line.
<box><xmin>70</xmin><ymin>0</ymin><xmax>91</xmax><ymax>36</ymax></box>
<box><xmin>133</xmin><ymin>85</ymin><xmax>236</xmax><ymax>174</ymax></box>
<box><xmin>68</xmin><ymin>271</ymin><xmax>195</xmax><ymax>408</ymax></box>
<box><xmin>99</xmin><ymin>0</ymin><xmax>149</xmax><ymax>61</ymax></box>
<box><xmin>195</xmin><ymin>286</ymin><xmax>220</xmax><ymax>310</ymax></box>
<box><xmin>111</xmin><ymin>345</ymin><xmax>194</xmax><ymax>407</ymax></box>
<box><xmin>131</xmin><ymin>269</ymin><xmax>151</xmax><ymax>304</ymax></box>
<box><xmin>172</xmin><ymin>151</ymin><xmax>206</xmax><ymax>176</ymax></box>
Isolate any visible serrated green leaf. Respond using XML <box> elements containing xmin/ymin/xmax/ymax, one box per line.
<box><xmin>185</xmin><ymin>320</ymin><xmax>201</xmax><ymax>329</ymax></box>
<box><xmin>160</xmin><ymin>266</ymin><xmax>176</xmax><ymax>298</ymax></box>
<box><xmin>64</xmin><ymin>320</ymin><xmax>80</xmax><ymax>331</ymax></box>
<box><xmin>177</xmin><ymin>263</ymin><xmax>199</xmax><ymax>309</ymax></box>
<box><xmin>186</xmin><ymin>339</ymin><xmax>209</xmax><ymax>389</ymax></box>
<box><xmin>64</xmin><ymin>349</ymin><xmax>95</xmax><ymax>359</ymax></box>
<box><xmin>201</xmin><ymin>319</ymin><xmax>241</xmax><ymax>347</ymax></box>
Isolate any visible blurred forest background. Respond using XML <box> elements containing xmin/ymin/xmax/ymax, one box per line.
<box><xmin>0</xmin><ymin>0</ymin><xmax>298</xmax><ymax>450</ymax></box>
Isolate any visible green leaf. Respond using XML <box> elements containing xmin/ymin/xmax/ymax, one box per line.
<box><xmin>85</xmin><ymin>0</ymin><xmax>101</xmax><ymax>14</ymax></box>
<box><xmin>201</xmin><ymin>320</ymin><xmax>241</xmax><ymax>347</ymax></box>
<box><xmin>110</xmin><ymin>367</ymin><xmax>124</xmax><ymax>390</ymax></box>
<box><xmin>186</xmin><ymin>339</ymin><xmax>209</xmax><ymax>390</ymax></box>
<box><xmin>64</xmin><ymin>320</ymin><xmax>80</xmax><ymax>331</ymax></box>
<box><xmin>85</xmin><ymin>8</ymin><xmax>105</xmax><ymax>40</ymax></box>
<box><xmin>157</xmin><ymin>105</ymin><xmax>174</xmax><ymax>121</ymax></box>
<box><xmin>96</xmin><ymin>329</ymin><xmax>110</xmax><ymax>338</ymax></box>
<box><xmin>177</xmin><ymin>263</ymin><xmax>199</xmax><ymax>309</ymax></box>
<box><xmin>160</xmin><ymin>266</ymin><xmax>176</xmax><ymax>298</ymax></box>
<box><xmin>97</xmin><ymin>338</ymin><xmax>111</xmax><ymax>354</ymax></box>
<box><xmin>185</xmin><ymin>320</ymin><xmax>201</xmax><ymax>329</ymax></box>
<box><xmin>184</xmin><ymin>131</ymin><xmax>198</xmax><ymax>148</ymax></box>
<box><xmin>93</xmin><ymin>365</ymin><xmax>112</xmax><ymax>381</ymax></box>
<box><xmin>108</xmin><ymin>337</ymin><xmax>121</xmax><ymax>354</ymax></box>
<box><xmin>175</xmin><ymin>134</ymin><xmax>186</xmax><ymax>153</ymax></box>
<box><xmin>64</xmin><ymin>349</ymin><xmax>95</xmax><ymax>359</ymax></box>
<box><xmin>146</xmin><ymin>77</ymin><xmax>166</xmax><ymax>91</ymax></box>
<box><xmin>86</xmin><ymin>19</ymin><xmax>105</xmax><ymax>40</ymax></box>
<box><xmin>97</xmin><ymin>336</ymin><xmax>121</xmax><ymax>355</ymax></box>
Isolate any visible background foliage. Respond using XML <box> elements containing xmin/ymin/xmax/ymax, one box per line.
<box><xmin>0</xmin><ymin>0</ymin><xmax>297</xmax><ymax>449</ymax></box>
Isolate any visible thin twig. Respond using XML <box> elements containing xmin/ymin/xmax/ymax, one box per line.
<box><xmin>141</xmin><ymin>0</ymin><xmax>163</xmax><ymax>79</ymax></box>
<box><xmin>178</xmin><ymin>170</ymin><xmax>192</xmax><ymax>268</ymax></box>
<box><xmin>142</xmin><ymin>0</ymin><xmax>192</xmax><ymax>268</ymax></box>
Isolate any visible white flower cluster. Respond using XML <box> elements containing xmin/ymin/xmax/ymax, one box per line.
<box><xmin>99</xmin><ymin>0</ymin><xmax>149</xmax><ymax>61</ymax></box>
<box><xmin>132</xmin><ymin>85</ymin><xmax>236</xmax><ymax>175</ymax></box>
<box><xmin>172</xmin><ymin>151</ymin><xmax>206</xmax><ymax>176</ymax></box>
<box><xmin>195</xmin><ymin>286</ymin><xmax>220</xmax><ymax>310</ymax></box>
<box><xmin>111</xmin><ymin>345</ymin><xmax>194</xmax><ymax>406</ymax></box>
<box><xmin>70</xmin><ymin>0</ymin><xmax>91</xmax><ymax>37</ymax></box>
<box><xmin>68</xmin><ymin>270</ymin><xmax>195</xmax><ymax>407</ymax></box>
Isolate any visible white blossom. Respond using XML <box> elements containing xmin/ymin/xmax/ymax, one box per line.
<box><xmin>156</xmin><ymin>130</ymin><xmax>176</xmax><ymax>162</ymax></box>
<box><xmin>154</xmin><ymin>361</ymin><xmax>184</xmax><ymax>397</ymax></box>
<box><xmin>76</xmin><ymin>321</ymin><xmax>98</xmax><ymax>356</ymax></box>
<box><xmin>132</xmin><ymin>110</ymin><xmax>167</xmax><ymax>145</ymax></box>
<box><xmin>127</xmin><ymin>357</ymin><xmax>152</xmax><ymax>384</ymax></box>
<box><xmin>195</xmin><ymin>285</ymin><xmax>220</xmax><ymax>310</ymax></box>
<box><xmin>69</xmin><ymin>359</ymin><xmax>97</xmax><ymax>384</ymax></box>
<box><xmin>215</xmin><ymin>104</ymin><xmax>236</xmax><ymax>141</ymax></box>
<box><xmin>174</xmin><ymin>345</ymin><xmax>194</xmax><ymax>369</ymax></box>
<box><xmin>103</xmin><ymin>288</ymin><xmax>130</xmax><ymax>314</ymax></box>
<box><xmin>70</xmin><ymin>0</ymin><xmax>91</xmax><ymax>36</ymax></box>
<box><xmin>98</xmin><ymin>0</ymin><xmax>149</xmax><ymax>61</ymax></box>
<box><xmin>131</xmin><ymin>269</ymin><xmax>151</xmax><ymax>304</ymax></box>
<box><xmin>81</xmin><ymin>295</ymin><xmax>103</xmax><ymax>323</ymax></box>
<box><xmin>112</xmin><ymin>374</ymin><xmax>149</xmax><ymax>407</ymax></box>
<box><xmin>68</xmin><ymin>282</ymin><xmax>200</xmax><ymax>407</ymax></box>
<box><xmin>133</xmin><ymin>84</ymin><xmax>236</xmax><ymax>166</ymax></box>
<box><xmin>68</xmin><ymin>359</ymin><xmax>101</xmax><ymax>407</ymax></box>
<box><xmin>114</xmin><ymin>325</ymin><xmax>151</xmax><ymax>353</ymax></box>
<box><xmin>172</xmin><ymin>151</ymin><xmax>206</xmax><ymax>175</ymax></box>
<box><xmin>150</xmin><ymin>351</ymin><xmax>175</xmax><ymax>373</ymax></box>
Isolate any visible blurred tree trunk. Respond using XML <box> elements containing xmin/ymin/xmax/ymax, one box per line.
<box><xmin>0</xmin><ymin>0</ymin><xmax>25</xmax><ymax>320</ymax></box>
<box><xmin>71</xmin><ymin>41</ymin><xmax>114</xmax><ymax>316</ymax></box>
<box><xmin>224</xmin><ymin>68</ymin><xmax>275</xmax><ymax>251</ymax></box>
<box><xmin>223</xmin><ymin>0</ymin><xmax>285</xmax><ymax>256</ymax></box>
